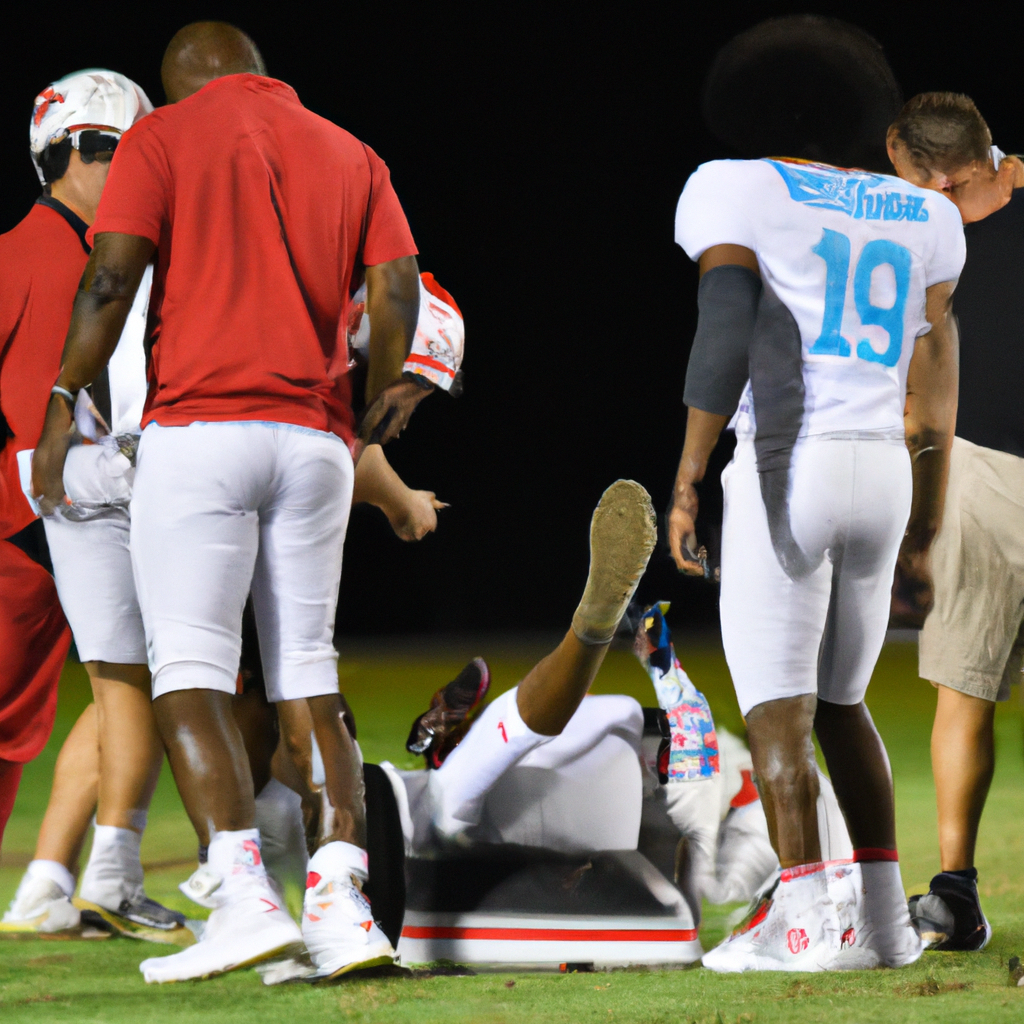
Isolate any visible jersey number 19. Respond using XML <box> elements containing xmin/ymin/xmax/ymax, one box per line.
<box><xmin>808</xmin><ymin>228</ymin><xmax>911</xmax><ymax>368</ymax></box>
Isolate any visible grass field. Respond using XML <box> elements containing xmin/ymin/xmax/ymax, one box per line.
<box><xmin>2</xmin><ymin>635</ymin><xmax>1023</xmax><ymax>1022</ymax></box>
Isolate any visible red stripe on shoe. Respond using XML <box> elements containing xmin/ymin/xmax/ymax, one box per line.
<box><xmin>306</xmin><ymin>871</ymin><xmax>322</xmax><ymax>889</ymax></box>
<box><xmin>401</xmin><ymin>925</ymin><xmax>698</xmax><ymax>942</ymax></box>
<box><xmin>780</xmin><ymin>861</ymin><xmax>826</xmax><ymax>882</ymax></box>
<box><xmin>853</xmin><ymin>848</ymin><xmax>899</xmax><ymax>863</ymax></box>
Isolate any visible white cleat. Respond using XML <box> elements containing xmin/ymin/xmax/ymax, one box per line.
<box><xmin>302</xmin><ymin>872</ymin><xmax>395</xmax><ymax>979</ymax></box>
<box><xmin>703</xmin><ymin>866</ymin><xmax>841</xmax><ymax>973</ymax></box>
<box><xmin>1</xmin><ymin>876</ymin><xmax>81</xmax><ymax>935</ymax></box>
<box><xmin>139</xmin><ymin>877</ymin><xmax>303</xmax><ymax>983</ymax></box>
<box><xmin>824</xmin><ymin>861</ymin><xmax>923</xmax><ymax>970</ymax></box>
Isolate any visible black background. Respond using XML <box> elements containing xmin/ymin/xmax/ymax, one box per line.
<box><xmin>1</xmin><ymin>3</ymin><xmax>1017</xmax><ymax>636</ymax></box>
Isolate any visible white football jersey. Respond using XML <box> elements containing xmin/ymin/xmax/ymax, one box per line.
<box><xmin>675</xmin><ymin>159</ymin><xmax>965</xmax><ymax>438</ymax></box>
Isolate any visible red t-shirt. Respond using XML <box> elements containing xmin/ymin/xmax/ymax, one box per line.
<box><xmin>91</xmin><ymin>75</ymin><xmax>418</xmax><ymax>443</ymax></box>
<box><xmin>0</xmin><ymin>202</ymin><xmax>90</xmax><ymax>538</ymax></box>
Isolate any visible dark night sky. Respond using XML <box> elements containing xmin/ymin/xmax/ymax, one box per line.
<box><xmin>0</xmin><ymin>4</ymin><xmax>1017</xmax><ymax>635</ymax></box>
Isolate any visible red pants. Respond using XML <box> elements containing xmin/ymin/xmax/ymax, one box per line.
<box><xmin>0</xmin><ymin>539</ymin><xmax>70</xmax><ymax>850</ymax></box>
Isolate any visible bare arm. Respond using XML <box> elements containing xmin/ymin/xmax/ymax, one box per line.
<box><xmin>356</xmin><ymin>255</ymin><xmax>430</xmax><ymax>449</ymax></box>
<box><xmin>892</xmin><ymin>278</ymin><xmax>959</xmax><ymax>624</ymax></box>
<box><xmin>668</xmin><ymin>244</ymin><xmax>759</xmax><ymax>574</ymax></box>
<box><xmin>31</xmin><ymin>233</ymin><xmax>154</xmax><ymax>511</ymax></box>
<box><xmin>352</xmin><ymin>442</ymin><xmax>447</xmax><ymax>541</ymax></box>
<box><xmin>364</xmin><ymin>255</ymin><xmax>420</xmax><ymax>402</ymax></box>
<box><xmin>668</xmin><ymin>408</ymin><xmax>731</xmax><ymax>573</ymax></box>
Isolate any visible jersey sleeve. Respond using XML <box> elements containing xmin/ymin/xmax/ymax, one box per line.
<box><xmin>675</xmin><ymin>160</ymin><xmax>759</xmax><ymax>261</ymax></box>
<box><xmin>361</xmin><ymin>148</ymin><xmax>418</xmax><ymax>267</ymax></box>
<box><xmin>89</xmin><ymin>121</ymin><xmax>171</xmax><ymax>247</ymax></box>
<box><xmin>923</xmin><ymin>192</ymin><xmax>967</xmax><ymax>287</ymax></box>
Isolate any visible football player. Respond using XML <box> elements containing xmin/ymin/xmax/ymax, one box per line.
<box><xmin>668</xmin><ymin>17</ymin><xmax>963</xmax><ymax>971</ymax></box>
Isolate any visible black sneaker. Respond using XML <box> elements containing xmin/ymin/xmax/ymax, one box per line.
<box><xmin>908</xmin><ymin>870</ymin><xmax>991</xmax><ymax>951</ymax></box>
<box><xmin>76</xmin><ymin>894</ymin><xmax>191</xmax><ymax>945</ymax></box>
<box><xmin>405</xmin><ymin>658</ymin><xmax>490</xmax><ymax>769</ymax></box>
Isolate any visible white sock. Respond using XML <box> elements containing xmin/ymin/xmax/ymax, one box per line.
<box><xmin>26</xmin><ymin>859</ymin><xmax>75</xmax><ymax>899</ymax></box>
<box><xmin>859</xmin><ymin>858</ymin><xmax>913</xmax><ymax>931</ymax></box>
<box><xmin>428</xmin><ymin>686</ymin><xmax>550</xmax><ymax>837</ymax></box>
<box><xmin>206</xmin><ymin>828</ymin><xmax>271</xmax><ymax>901</ymax></box>
<box><xmin>79</xmin><ymin>825</ymin><xmax>144</xmax><ymax>908</ymax></box>
<box><xmin>307</xmin><ymin>840</ymin><xmax>368</xmax><ymax>888</ymax></box>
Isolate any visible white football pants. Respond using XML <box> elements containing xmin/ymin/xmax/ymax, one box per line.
<box><xmin>130</xmin><ymin>422</ymin><xmax>354</xmax><ymax>701</ymax></box>
<box><xmin>720</xmin><ymin>436</ymin><xmax>911</xmax><ymax>715</ymax></box>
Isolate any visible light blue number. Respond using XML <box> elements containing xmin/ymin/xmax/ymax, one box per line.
<box><xmin>809</xmin><ymin>230</ymin><xmax>911</xmax><ymax>367</ymax></box>
<box><xmin>854</xmin><ymin>239</ymin><xmax>911</xmax><ymax>367</ymax></box>
<box><xmin>808</xmin><ymin>229</ymin><xmax>851</xmax><ymax>356</ymax></box>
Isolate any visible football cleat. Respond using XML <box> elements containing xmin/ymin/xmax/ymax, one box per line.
<box><xmin>74</xmin><ymin>894</ymin><xmax>193</xmax><ymax>946</ymax></box>
<box><xmin>571</xmin><ymin>480</ymin><xmax>658</xmax><ymax>646</ymax></box>
<box><xmin>703</xmin><ymin>866</ymin><xmax>841</xmax><ymax>973</ymax></box>
<box><xmin>406</xmin><ymin>657</ymin><xmax>491</xmax><ymax>769</ymax></box>
<box><xmin>302</xmin><ymin>871</ymin><xmax>396</xmax><ymax>979</ymax></box>
<box><xmin>908</xmin><ymin>870</ymin><xmax>991</xmax><ymax>951</ymax></box>
<box><xmin>824</xmin><ymin>861</ymin><xmax>923</xmax><ymax>970</ymax></box>
<box><xmin>140</xmin><ymin>876</ymin><xmax>303</xmax><ymax>983</ymax></box>
<box><xmin>1</xmin><ymin>876</ymin><xmax>82</xmax><ymax>936</ymax></box>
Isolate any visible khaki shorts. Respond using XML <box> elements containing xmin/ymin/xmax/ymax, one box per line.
<box><xmin>919</xmin><ymin>437</ymin><xmax>1024</xmax><ymax>702</ymax></box>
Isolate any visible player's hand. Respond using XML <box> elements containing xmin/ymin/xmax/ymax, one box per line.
<box><xmin>31</xmin><ymin>394</ymin><xmax>75</xmax><ymax>517</ymax></box>
<box><xmin>359</xmin><ymin>377</ymin><xmax>433</xmax><ymax>448</ymax></box>
<box><xmin>386</xmin><ymin>490</ymin><xmax>448</xmax><ymax>542</ymax></box>
<box><xmin>668</xmin><ymin>484</ymin><xmax>708</xmax><ymax>576</ymax></box>
<box><xmin>889</xmin><ymin>542</ymin><xmax>934</xmax><ymax>628</ymax></box>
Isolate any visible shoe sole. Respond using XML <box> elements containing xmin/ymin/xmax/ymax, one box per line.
<box><xmin>926</xmin><ymin>921</ymin><xmax>992</xmax><ymax>952</ymax></box>
<box><xmin>143</xmin><ymin>940</ymin><xmax>306</xmax><ymax>983</ymax></box>
<box><xmin>574</xmin><ymin>480</ymin><xmax>658</xmax><ymax>644</ymax></box>
<box><xmin>74</xmin><ymin>898</ymin><xmax>196</xmax><ymax>946</ymax></box>
<box><xmin>315</xmin><ymin>953</ymin><xmax>397</xmax><ymax>981</ymax></box>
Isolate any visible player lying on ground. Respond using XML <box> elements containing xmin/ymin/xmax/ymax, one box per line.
<box><xmin>888</xmin><ymin>92</ymin><xmax>1024</xmax><ymax>952</ymax></box>
<box><xmin>0</xmin><ymin>72</ymin><xmax>184</xmax><ymax>938</ymax></box>
<box><xmin>387</xmin><ymin>599</ymin><xmax>852</xmax><ymax>912</ymax></box>
<box><xmin>3</xmin><ymin>444</ymin><xmax>443</xmax><ymax>940</ymax></box>
<box><xmin>31</xmin><ymin>22</ymin><xmax>428</xmax><ymax>983</ymax></box>
<box><xmin>668</xmin><ymin>17</ymin><xmax>963</xmax><ymax>972</ymax></box>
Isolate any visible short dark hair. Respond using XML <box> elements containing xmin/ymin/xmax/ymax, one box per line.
<box><xmin>889</xmin><ymin>92</ymin><xmax>992</xmax><ymax>171</ymax></box>
<box><xmin>37</xmin><ymin>138</ymin><xmax>72</xmax><ymax>184</ymax></box>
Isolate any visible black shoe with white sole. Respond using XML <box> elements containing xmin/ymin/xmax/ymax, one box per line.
<box><xmin>908</xmin><ymin>869</ymin><xmax>991</xmax><ymax>951</ymax></box>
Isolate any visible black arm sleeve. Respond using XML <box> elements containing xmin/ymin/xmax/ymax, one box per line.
<box><xmin>683</xmin><ymin>264</ymin><xmax>761</xmax><ymax>416</ymax></box>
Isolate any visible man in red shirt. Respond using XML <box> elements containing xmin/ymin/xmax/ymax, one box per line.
<box><xmin>34</xmin><ymin>23</ymin><xmax>424</xmax><ymax>983</ymax></box>
<box><xmin>0</xmin><ymin>72</ymin><xmax>152</xmax><ymax>854</ymax></box>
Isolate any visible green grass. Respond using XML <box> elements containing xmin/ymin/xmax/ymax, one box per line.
<box><xmin>2</xmin><ymin>638</ymin><xmax>1023</xmax><ymax>1022</ymax></box>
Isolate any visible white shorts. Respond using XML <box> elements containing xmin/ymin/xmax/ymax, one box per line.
<box><xmin>43</xmin><ymin>509</ymin><xmax>147</xmax><ymax>665</ymax></box>
<box><xmin>720</xmin><ymin>436</ymin><xmax>911</xmax><ymax>715</ymax></box>
<box><xmin>130</xmin><ymin>422</ymin><xmax>354</xmax><ymax>702</ymax></box>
